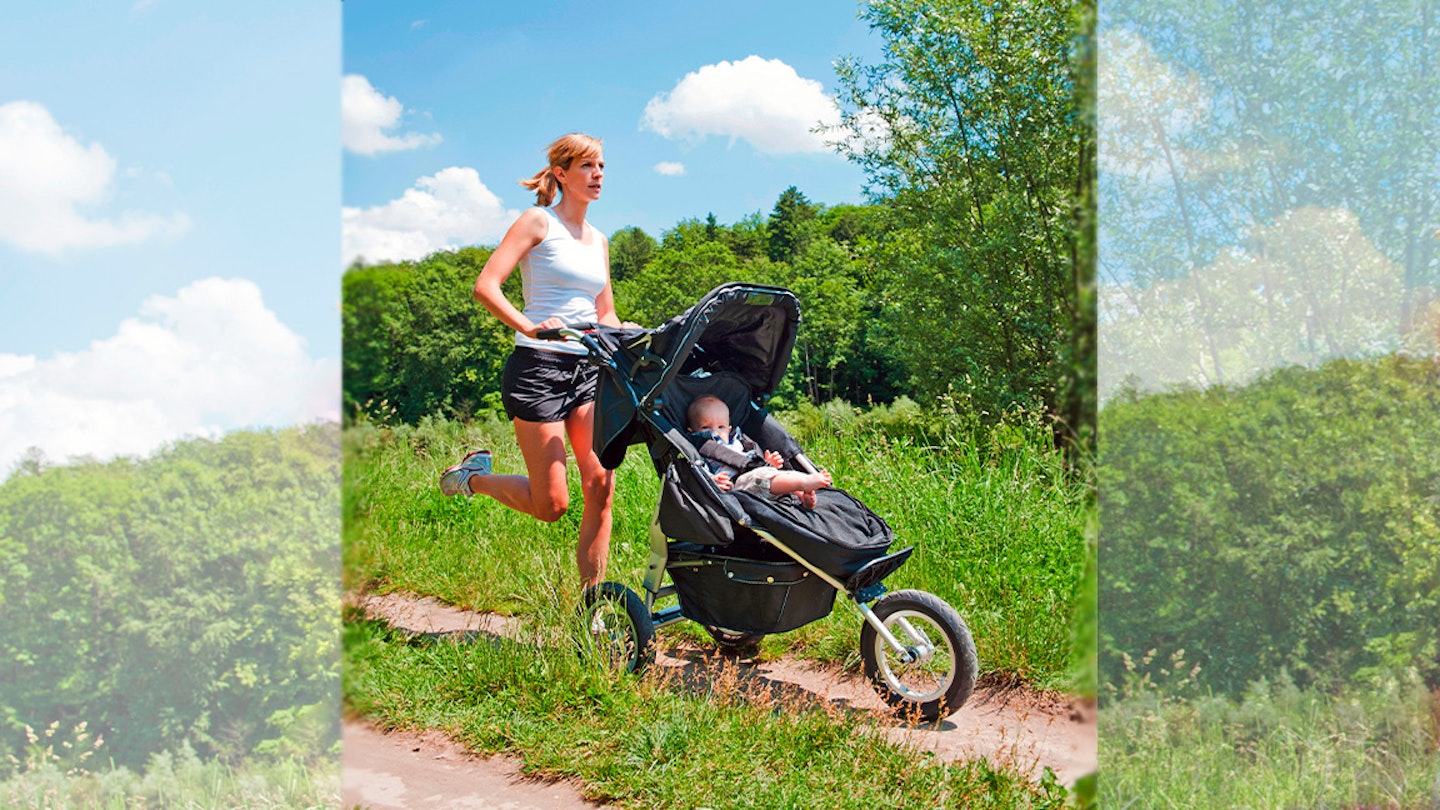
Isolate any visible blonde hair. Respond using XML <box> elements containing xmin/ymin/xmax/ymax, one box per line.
<box><xmin>520</xmin><ymin>133</ymin><xmax>603</xmax><ymax>207</ymax></box>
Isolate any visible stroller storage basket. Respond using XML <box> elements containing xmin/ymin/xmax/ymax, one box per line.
<box><xmin>667</xmin><ymin>547</ymin><xmax>836</xmax><ymax>635</ymax></box>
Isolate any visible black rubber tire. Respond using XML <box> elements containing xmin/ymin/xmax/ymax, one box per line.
<box><xmin>581</xmin><ymin>582</ymin><xmax>655</xmax><ymax>673</ymax></box>
<box><xmin>859</xmin><ymin>589</ymin><xmax>977</xmax><ymax>721</ymax></box>
<box><xmin>702</xmin><ymin>625</ymin><xmax>764</xmax><ymax>657</ymax></box>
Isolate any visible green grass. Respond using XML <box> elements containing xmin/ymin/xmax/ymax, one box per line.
<box><xmin>0</xmin><ymin>750</ymin><xmax>338</xmax><ymax>809</ymax></box>
<box><xmin>344</xmin><ymin>406</ymin><xmax>1090</xmax><ymax>690</ymax></box>
<box><xmin>1101</xmin><ymin>654</ymin><xmax>1440</xmax><ymax>808</ymax></box>
<box><xmin>344</xmin><ymin>607</ymin><xmax>1074</xmax><ymax>809</ymax></box>
<box><xmin>342</xmin><ymin>406</ymin><xmax>1091</xmax><ymax>808</ymax></box>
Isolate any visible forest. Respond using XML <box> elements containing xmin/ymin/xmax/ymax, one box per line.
<box><xmin>1098</xmin><ymin>0</ymin><xmax>1440</xmax><ymax>802</ymax></box>
<box><xmin>1101</xmin><ymin>355</ymin><xmax>1440</xmax><ymax>694</ymax></box>
<box><xmin>344</xmin><ymin>0</ymin><xmax>1095</xmax><ymax>459</ymax></box>
<box><xmin>0</xmin><ymin>425</ymin><xmax>340</xmax><ymax>775</ymax></box>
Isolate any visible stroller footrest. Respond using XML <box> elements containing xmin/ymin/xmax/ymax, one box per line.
<box><xmin>844</xmin><ymin>546</ymin><xmax>914</xmax><ymax>594</ymax></box>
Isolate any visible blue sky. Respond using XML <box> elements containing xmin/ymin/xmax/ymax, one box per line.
<box><xmin>0</xmin><ymin>0</ymin><xmax>889</xmax><ymax>472</ymax></box>
<box><xmin>0</xmin><ymin>2</ymin><xmax>340</xmax><ymax>470</ymax></box>
<box><xmin>342</xmin><ymin>0</ymin><xmax>885</xmax><ymax>265</ymax></box>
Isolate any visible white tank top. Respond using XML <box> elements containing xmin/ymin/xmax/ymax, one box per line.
<box><xmin>515</xmin><ymin>207</ymin><xmax>608</xmax><ymax>355</ymax></box>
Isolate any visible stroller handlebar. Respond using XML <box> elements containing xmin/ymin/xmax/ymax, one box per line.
<box><xmin>534</xmin><ymin>322</ymin><xmax>600</xmax><ymax>342</ymax></box>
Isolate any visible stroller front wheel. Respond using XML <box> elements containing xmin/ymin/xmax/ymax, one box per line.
<box><xmin>860</xmin><ymin>589</ymin><xmax>977</xmax><ymax>721</ymax></box>
<box><xmin>581</xmin><ymin>582</ymin><xmax>655</xmax><ymax>673</ymax></box>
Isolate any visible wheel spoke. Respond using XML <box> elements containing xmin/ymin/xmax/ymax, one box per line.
<box><xmin>879</xmin><ymin>611</ymin><xmax>955</xmax><ymax>702</ymax></box>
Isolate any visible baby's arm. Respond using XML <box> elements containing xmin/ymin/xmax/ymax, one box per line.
<box><xmin>712</xmin><ymin>470</ymin><xmax>733</xmax><ymax>491</ymax></box>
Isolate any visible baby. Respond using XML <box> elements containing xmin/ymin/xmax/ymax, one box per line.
<box><xmin>686</xmin><ymin>395</ymin><xmax>832</xmax><ymax>509</ymax></box>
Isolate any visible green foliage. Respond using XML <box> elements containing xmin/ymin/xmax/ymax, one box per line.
<box><xmin>833</xmin><ymin>0</ymin><xmax>1093</xmax><ymax>452</ymax></box>
<box><xmin>0</xmin><ymin>425</ymin><xmax>341</xmax><ymax>772</ymax></box>
<box><xmin>342</xmin><ymin>246</ymin><xmax>515</xmax><ymax>423</ymax></box>
<box><xmin>1100</xmin><ymin>355</ymin><xmax>1440</xmax><ymax>694</ymax></box>
<box><xmin>607</xmin><ymin>225</ymin><xmax>655</xmax><ymax>284</ymax></box>
<box><xmin>614</xmin><ymin>239</ymin><xmax>749</xmax><ymax>328</ymax></box>
<box><xmin>1099</xmin><ymin>0</ymin><xmax>1439</xmax><ymax>398</ymax></box>
<box><xmin>766</xmin><ymin>185</ymin><xmax>820</xmax><ymax>264</ymax></box>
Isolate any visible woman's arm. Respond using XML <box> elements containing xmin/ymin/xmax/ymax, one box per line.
<box><xmin>594</xmin><ymin>232</ymin><xmax>622</xmax><ymax>328</ymax></box>
<box><xmin>473</xmin><ymin>208</ymin><xmax>551</xmax><ymax>337</ymax></box>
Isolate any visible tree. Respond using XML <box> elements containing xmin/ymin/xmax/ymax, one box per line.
<box><xmin>342</xmin><ymin>246</ymin><xmax>514</xmax><ymax>422</ymax></box>
<box><xmin>766</xmin><ymin>186</ymin><xmax>820</xmax><ymax>264</ymax></box>
<box><xmin>0</xmin><ymin>426</ymin><xmax>340</xmax><ymax>771</ymax></box>
<box><xmin>1100</xmin><ymin>0</ymin><xmax>1440</xmax><ymax>399</ymax></box>
<box><xmin>614</xmin><ymin>241</ymin><xmax>747</xmax><ymax>327</ymax></box>
<box><xmin>1100</xmin><ymin>357</ymin><xmax>1440</xmax><ymax>693</ymax></box>
<box><xmin>608</xmin><ymin>225</ymin><xmax>656</xmax><ymax>284</ymax></box>
<box><xmin>832</xmin><ymin>0</ymin><xmax>1093</xmax><ymax>450</ymax></box>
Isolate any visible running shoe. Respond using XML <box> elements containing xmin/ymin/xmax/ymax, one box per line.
<box><xmin>440</xmin><ymin>449</ymin><xmax>492</xmax><ymax>497</ymax></box>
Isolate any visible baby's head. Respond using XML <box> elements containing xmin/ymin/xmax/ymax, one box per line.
<box><xmin>686</xmin><ymin>395</ymin><xmax>731</xmax><ymax>436</ymax></box>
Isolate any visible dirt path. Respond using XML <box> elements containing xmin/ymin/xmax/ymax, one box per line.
<box><xmin>343</xmin><ymin>720</ymin><xmax>614</xmax><ymax>810</ymax></box>
<box><xmin>345</xmin><ymin>591</ymin><xmax>1096</xmax><ymax>805</ymax></box>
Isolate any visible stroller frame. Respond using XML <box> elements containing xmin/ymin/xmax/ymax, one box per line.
<box><xmin>547</xmin><ymin>284</ymin><xmax>977</xmax><ymax>720</ymax></box>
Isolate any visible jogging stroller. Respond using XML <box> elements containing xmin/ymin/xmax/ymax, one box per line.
<box><xmin>542</xmin><ymin>283</ymin><xmax>977</xmax><ymax>720</ymax></box>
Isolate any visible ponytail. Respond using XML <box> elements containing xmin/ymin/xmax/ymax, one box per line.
<box><xmin>519</xmin><ymin>167</ymin><xmax>561</xmax><ymax>207</ymax></box>
<box><xmin>518</xmin><ymin>132</ymin><xmax>603</xmax><ymax>207</ymax></box>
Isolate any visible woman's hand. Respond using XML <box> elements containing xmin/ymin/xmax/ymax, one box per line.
<box><xmin>764</xmin><ymin>450</ymin><xmax>784</xmax><ymax>469</ymax></box>
<box><xmin>524</xmin><ymin>316</ymin><xmax>566</xmax><ymax>339</ymax></box>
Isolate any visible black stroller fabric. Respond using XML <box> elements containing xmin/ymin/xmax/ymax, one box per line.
<box><xmin>583</xmin><ymin>283</ymin><xmax>909</xmax><ymax>632</ymax></box>
<box><xmin>733</xmin><ymin>488</ymin><xmax>894</xmax><ymax>579</ymax></box>
<box><xmin>666</xmin><ymin>547</ymin><xmax>837</xmax><ymax>635</ymax></box>
<box><xmin>591</xmin><ymin>284</ymin><xmax>799</xmax><ymax>470</ymax></box>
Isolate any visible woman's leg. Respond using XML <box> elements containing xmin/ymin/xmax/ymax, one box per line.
<box><xmin>565</xmin><ymin>401</ymin><xmax>613</xmax><ymax>586</ymax></box>
<box><xmin>467</xmin><ymin>418</ymin><xmax>571</xmax><ymax>523</ymax></box>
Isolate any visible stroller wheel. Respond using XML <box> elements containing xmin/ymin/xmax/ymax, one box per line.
<box><xmin>860</xmin><ymin>589</ymin><xmax>977</xmax><ymax>721</ymax></box>
<box><xmin>702</xmin><ymin>625</ymin><xmax>763</xmax><ymax>658</ymax></box>
<box><xmin>581</xmin><ymin>582</ymin><xmax>655</xmax><ymax>673</ymax></box>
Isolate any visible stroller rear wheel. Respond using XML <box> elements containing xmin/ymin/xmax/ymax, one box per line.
<box><xmin>581</xmin><ymin>582</ymin><xmax>655</xmax><ymax>673</ymax></box>
<box><xmin>860</xmin><ymin>589</ymin><xmax>977</xmax><ymax>721</ymax></box>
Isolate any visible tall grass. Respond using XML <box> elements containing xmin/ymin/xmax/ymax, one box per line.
<box><xmin>0</xmin><ymin>747</ymin><xmax>339</xmax><ymax>809</ymax></box>
<box><xmin>1101</xmin><ymin>652</ymin><xmax>1440</xmax><ymax>808</ymax></box>
<box><xmin>344</xmin><ymin>400</ymin><xmax>1090</xmax><ymax>690</ymax></box>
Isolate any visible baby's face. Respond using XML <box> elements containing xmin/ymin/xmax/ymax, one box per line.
<box><xmin>692</xmin><ymin>406</ymin><xmax>730</xmax><ymax>436</ymax></box>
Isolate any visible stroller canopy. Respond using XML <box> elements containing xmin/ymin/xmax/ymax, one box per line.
<box><xmin>594</xmin><ymin>283</ymin><xmax>800</xmax><ymax>468</ymax></box>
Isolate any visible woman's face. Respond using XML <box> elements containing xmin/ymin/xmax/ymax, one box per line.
<box><xmin>555</xmin><ymin>152</ymin><xmax>604</xmax><ymax>202</ymax></box>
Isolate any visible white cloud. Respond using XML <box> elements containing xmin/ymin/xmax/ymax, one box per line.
<box><xmin>0</xmin><ymin>277</ymin><xmax>338</xmax><ymax>473</ymax></box>
<box><xmin>342</xmin><ymin>74</ymin><xmax>442</xmax><ymax>156</ymax></box>
<box><xmin>641</xmin><ymin>56</ymin><xmax>840</xmax><ymax>154</ymax></box>
<box><xmin>0</xmin><ymin>101</ymin><xmax>190</xmax><ymax>255</ymax></box>
<box><xmin>342</xmin><ymin>166</ymin><xmax>520</xmax><ymax>266</ymax></box>
<box><xmin>654</xmin><ymin>161</ymin><xmax>686</xmax><ymax>176</ymax></box>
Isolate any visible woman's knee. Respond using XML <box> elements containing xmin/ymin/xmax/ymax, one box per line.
<box><xmin>580</xmin><ymin>470</ymin><xmax>614</xmax><ymax>505</ymax></box>
<box><xmin>534</xmin><ymin>491</ymin><xmax>570</xmax><ymax>522</ymax></box>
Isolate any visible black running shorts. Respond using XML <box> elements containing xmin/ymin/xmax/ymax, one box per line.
<box><xmin>500</xmin><ymin>346</ymin><xmax>598</xmax><ymax>423</ymax></box>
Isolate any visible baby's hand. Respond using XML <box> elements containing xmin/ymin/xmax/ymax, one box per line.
<box><xmin>764</xmin><ymin>450</ymin><xmax>784</xmax><ymax>468</ymax></box>
<box><xmin>713</xmin><ymin>471</ymin><xmax>733</xmax><ymax>491</ymax></box>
